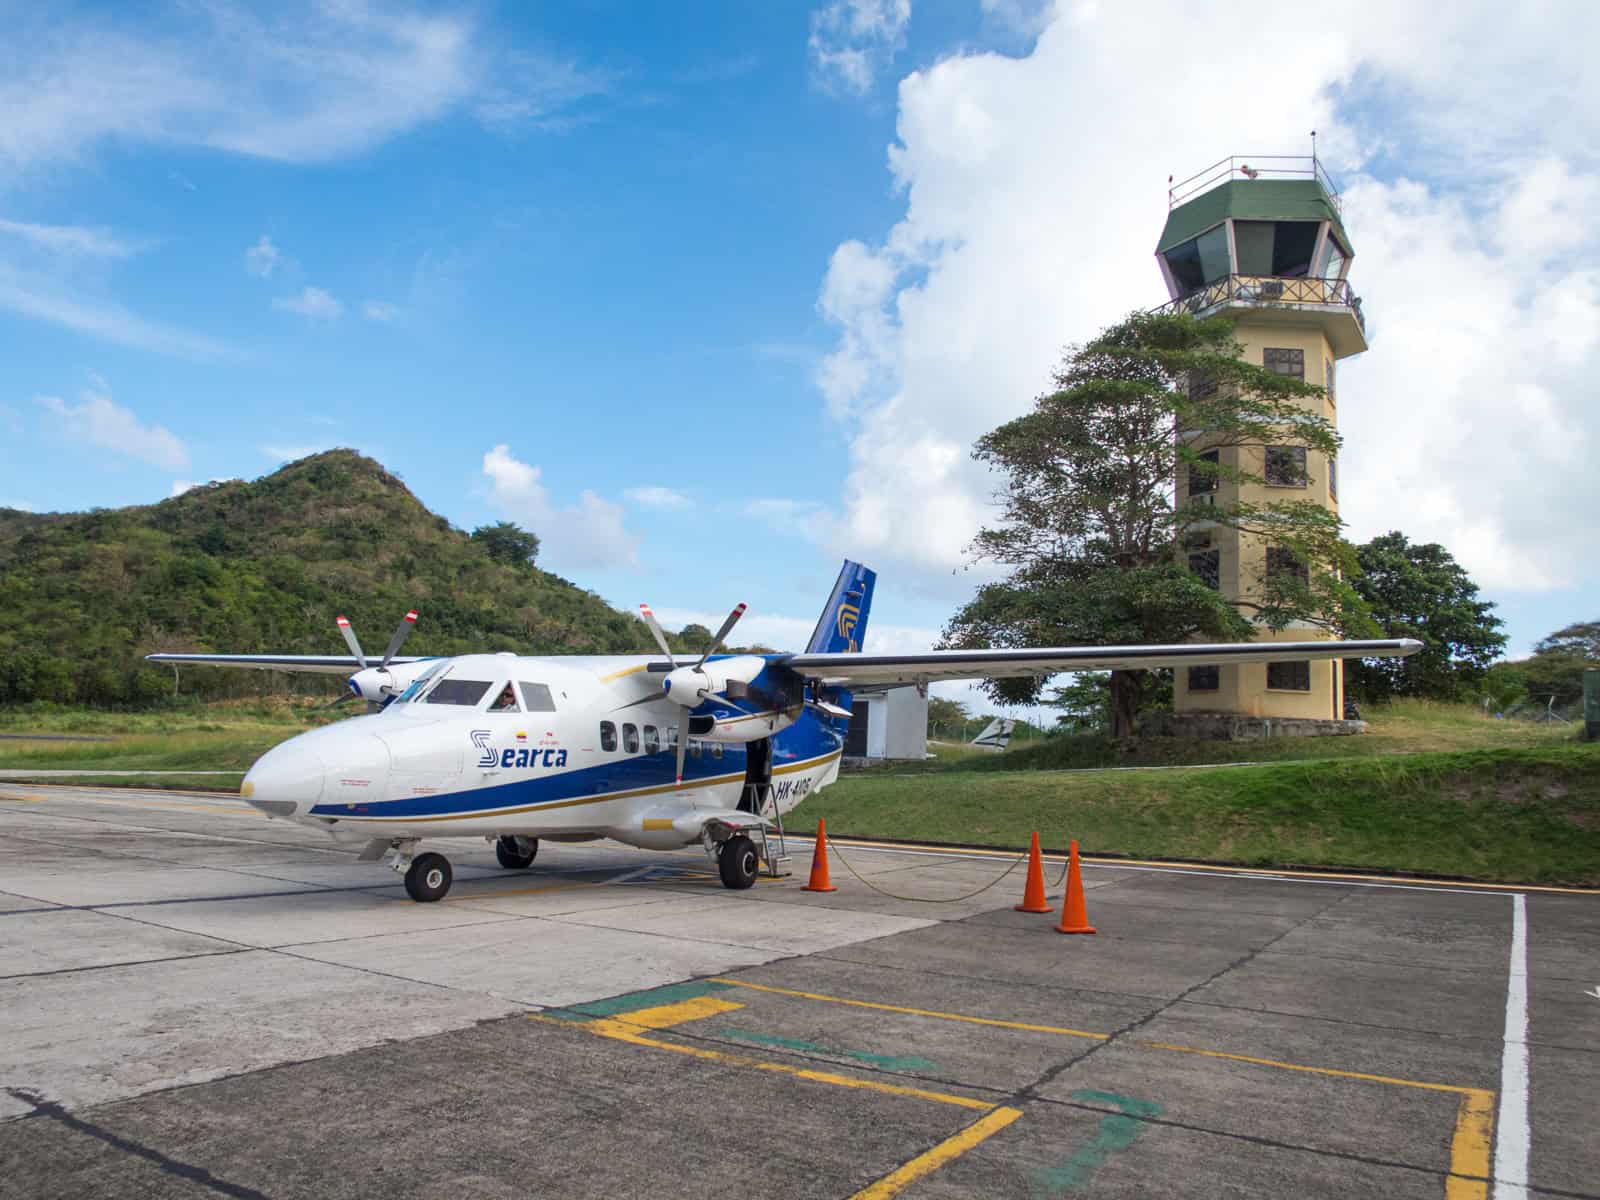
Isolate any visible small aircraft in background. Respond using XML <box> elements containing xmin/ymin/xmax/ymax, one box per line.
<box><xmin>149</xmin><ymin>560</ymin><xmax>1419</xmax><ymax>903</ymax></box>
<box><xmin>969</xmin><ymin>717</ymin><xmax>1018</xmax><ymax>752</ymax></box>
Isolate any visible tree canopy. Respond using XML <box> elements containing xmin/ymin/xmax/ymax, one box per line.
<box><xmin>1345</xmin><ymin>531</ymin><xmax>1505</xmax><ymax>702</ymax></box>
<box><xmin>942</xmin><ymin>311</ymin><xmax>1371</xmax><ymax>735</ymax></box>
<box><xmin>470</xmin><ymin>521</ymin><xmax>540</xmax><ymax>569</ymax></box>
<box><xmin>1520</xmin><ymin>620</ymin><xmax>1600</xmax><ymax>706</ymax></box>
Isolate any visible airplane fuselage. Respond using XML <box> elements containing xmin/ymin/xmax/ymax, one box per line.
<box><xmin>242</xmin><ymin>653</ymin><xmax>845</xmax><ymax>849</ymax></box>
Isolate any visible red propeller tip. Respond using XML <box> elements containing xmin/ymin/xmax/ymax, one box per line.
<box><xmin>405</xmin><ymin>611</ymin><xmax>418</xmax><ymax>622</ymax></box>
<box><xmin>640</xmin><ymin>604</ymin><xmax>652</xmax><ymax>615</ymax></box>
<box><xmin>734</xmin><ymin>603</ymin><xmax>747</xmax><ymax>614</ymax></box>
<box><xmin>336</xmin><ymin>616</ymin><xmax>349</xmax><ymax>626</ymax></box>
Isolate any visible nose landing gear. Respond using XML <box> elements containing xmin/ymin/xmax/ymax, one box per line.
<box><xmin>381</xmin><ymin>840</ymin><xmax>455</xmax><ymax>902</ymax></box>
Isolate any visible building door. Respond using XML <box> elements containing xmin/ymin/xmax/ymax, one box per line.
<box><xmin>845</xmin><ymin>701</ymin><xmax>871</xmax><ymax>757</ymax></box>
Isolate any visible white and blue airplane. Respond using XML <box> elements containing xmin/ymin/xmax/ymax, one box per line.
<box><xmin>148</xmin><ymin>560</ymin><xmax>1420</xmax><ymax>902</ymax></box>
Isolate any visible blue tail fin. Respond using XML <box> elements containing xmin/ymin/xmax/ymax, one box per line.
<box><xmin>806</xmin><ymin>560</ymin><xmax>875</xmax><ymax>654</ymax></box>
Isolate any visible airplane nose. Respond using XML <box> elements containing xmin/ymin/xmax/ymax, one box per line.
<box><xmin>241</xmin><ymin>739</ymin><xmax>327</xmax><ymax>817</ymax></box>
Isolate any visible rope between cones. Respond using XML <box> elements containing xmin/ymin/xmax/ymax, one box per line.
<box><xmin>823</xmin><ymin>840</ymin><xmax>1070</xmax><ymax>904</ymax></box>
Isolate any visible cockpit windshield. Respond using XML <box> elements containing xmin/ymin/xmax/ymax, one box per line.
<box><xmin>425</xmin><ymin>678</ymin><xmax>494</xmax><ymax>706</ymax></box>
<box><xmin>394</xmin><ymin>661</ymin><xmax>448</xmax><ymax>704</ymax></box>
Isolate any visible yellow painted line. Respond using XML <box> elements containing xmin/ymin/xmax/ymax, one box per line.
<box><xmin>589</xmin><ymin>996</ymin><xmax>746</xmax><ymax>1030</ymax></box>
<box><xmin>642</xmin><ymin>818</ymin><xmax>675</xmax><ymax>831</ymax></box>
<box><xmin>708</xmin><ymin>978</ymin><xmax>1108</xmax><ymax>1041</ymax></box>
<box><xmin>1444</xmin><ymin>1089</ymin><xmax>1494</xmax><ymax>1200</ymax></box>
<box><xmin>1139</xmin><ymin>1041</ymin><xmax>1485</xmax><ymax>1097</ymax></box>
<box><xmin>18</xmin><ymin>793</ymin><xmax>264</xmax><ymax>820</ymax></box>
<box><xmin>819</xmin><ymin>835</ymin><xmax>1597</xmax><ymax>895</ymax></box>
<box><xmin>0</xmin><ymin>793</ymin><xmax>49</xmax><ymax>802</ymax></box>
<box><xmin>529</xmin><ymin>1013</ymin><xmax>996</xmax><ymax>1111</ymax></box>
<box><xmin>848</xmin><ymin>1107</ymin><xmax>1023</xmax><ymax>1199</ymax></box>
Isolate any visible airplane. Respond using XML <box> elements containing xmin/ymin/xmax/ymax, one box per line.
<box><xmin>969</xmin><ymin>717</ymin><xmax>1017</xmax><ymax>752</ymax></box>
<box><xmin>147</xmin><ymin>560</ymin><xmax>1421</xmax><ymax>903</ymax></box>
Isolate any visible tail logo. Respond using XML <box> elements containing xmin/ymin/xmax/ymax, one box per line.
<box><xmin>835</xmin><ymin>602</ymin><xmax>860</xmax><ymax>652</ymax></box>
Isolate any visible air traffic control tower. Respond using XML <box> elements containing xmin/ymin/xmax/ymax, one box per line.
<box><xmin>1155</xmin><ymin>153</ymin><xmax>1365</xmax><ymax>732</ymax></box>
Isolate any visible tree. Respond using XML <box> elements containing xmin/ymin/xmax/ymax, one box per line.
<box><xmin>470</xmin><ymin>521</ymin><xmax>540</xmax><ymax>569</ymax></box>
<box><xmin>943</xmin><ymin>311</ymin><xmax>1372</xmax><ymax>736</ymax></box>
<box><xmin>926</xmin><ymin>696</ymin><xmax>972</xmax><ymax>738</ymax></box>
<box><xmin>1344</xmin><ymin>532</ymin><xmax>1506</xmax><ymax>702</ymax></box>
<box><xmin>1520</xmin><ymin>621</ymin><xmax>1600</xmax><ymax>706</ymax></box>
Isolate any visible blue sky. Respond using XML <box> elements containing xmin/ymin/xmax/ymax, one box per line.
<box><xmin>2</xmin><ymin>1</ymin><xmax>1596</xmax><ymax>706</ymax></box>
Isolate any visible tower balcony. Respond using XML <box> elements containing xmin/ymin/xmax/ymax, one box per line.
<box><xmin>1150</xmin><ymin>273</ymin><xmax>1366</xmax><ymax>357</ymax></box>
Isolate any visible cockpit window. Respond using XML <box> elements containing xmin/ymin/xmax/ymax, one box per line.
<box><xmin>425</xmin><ymin>679</ymin><xmax>493</xmax><ymax>706</ymax></box>
<box><xmin>395</xmin><ymin>661</ymin><xmax>447</xmax><ymax>703</ymax></box>
<box><xmin>488</xmin><ymin>683</ymin><xmax>519</xmax><ymax>712</ymax></box>
<box><xmin>519</xmin><ymin>682</ymin><xmax>556</xmax><ymax>712</ymax></box>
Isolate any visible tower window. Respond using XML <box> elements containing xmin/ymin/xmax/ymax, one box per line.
<box><xmin>1324</xmin><ymin>358</ymin><xmax>1336</xmax><ymax>402</ymax></box>
<box><xmin>1187</xmin><ymin>664</ymin><xmax>1219</xmax><ymax>692</ymax></box>
<box><xmin>1163</xmin><ymin>225</ymin><xmax>1232</xmax><ymax>295</ymax></box>
<box><xmin>1189</xmin><ymin>372</ymin><xmax>1217</xmax><ymax>400</ymax></box>
<box><xmin>1188</xmin><ymin>550</ymin><xmax>1220</xmax><ymax>590</ymax></box>
<box><xmin>1188</xmin><ymin>449</ymin><xmax>1219</xmax><ymax>497</ymax></box>
<box><xmin>1329</xmin><ymin>457</ymin><xmax>1338</xmax><ymax>500</ymax></box>
<box><xmin>1266</xmin><ymin>446</ymin><xmax>1307</xmax><ymax>486</ymax></box>
<box><xmin>1235</xmin><ymin>220</ymin><xmax>1320</xmax><ymax>278</ymax></box>
<box><xmin>1266</xmin><ymin>547</ymin><xmax>1309</xmax><ymax>586</ymax></box>
<box><xmin>1264</xmin><ymin>348</ymin><xmax>1304</xmax><ymax>378</ymax></box>
<box><xmin>1267</xmin><ymin>661</ymin><xmax>1311</xmax><ymax>691</ymax></box>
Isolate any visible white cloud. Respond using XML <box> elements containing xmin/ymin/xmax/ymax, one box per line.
<box><xmin>38</xmin><ymin>382</ymin><xmax>189</xmax><ymax>470</ymax></box>
<box><xmin>744</xmin><ymin>498</ymin><xmax>831</xmax><ymax>542</ymax></box>
<box><xmin>624</xmin><ymin>486</ymin><xmax>691</xmax><ymax>511</ymax></box>
<box><xmin>0</xmin><ymin>4</ymin><xmax>615</xmax><ymax>184</ymax></box>
<box><xmin>809</xmin><ymin>0</ymin><xmax>911</xmax><ymax>96</ymax></box>
<box><xmin>362</xmin><ymin>299</ymin><xmax>400</xmax><ymax>321</ymax></box>
<box><xmin>814</xmin><ymin>0</ymin><xmax>1600</xmax><ymax>596</ymax></box>
<box><xmin>245</xmin><ymin>234</ymin><xmax>282</xmax><ymax>277</ymax></box>
<box><xmin>273</xmin><ymin>286</ymin><xmax>342</xmax><ymax>319</ymax></box>
<box><xmin>169</xmin><ymin>477</ymin><xmax>233</xmax><ymax>497</ymax></box>
<box><xmin>482</xmin><ymin>444</ymin><xmax>639</xmax><ymax>570</ymax></box>
<box><xmin>0</xmin><ymin>262</ymin><xmax>231</xmax><ymax>359</ymax></box>
<box><xmin>0</xmin><ymin>217</ymin><xmax>143</xmax><ymax>257</ymax></box>
<box><xmin>0</xmin><ymin>499</ymin><xmax>35</xmax><ymax>511</ymax></box>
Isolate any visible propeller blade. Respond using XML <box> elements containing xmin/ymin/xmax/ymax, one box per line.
<box><xmin>379</xmin><ymin>609</ymin><xmax>419</xmax><ymax>670</ymax></box>
<box><xmin>675</xmin><ymin>716</ymin><xmax>687</xmax><ymax>785</ymax></box>
<box><xmin>694</xmin><ymin>602</ymin><xmax>747</xmax><ymax>669</ymax></box>
<box><xmin>320</xmin><ymin>693</ymin><xmax>354</xmax><ymax>712</ymax></box>
<box><xmin>335</xmin><ymin>616</ymin><xmax>368</xmax><ymax>667</ymax></box>
<box><xmin>638</xmin><ymin>604</ymin><xmax>677</xmax><ymax>665</ymax></box>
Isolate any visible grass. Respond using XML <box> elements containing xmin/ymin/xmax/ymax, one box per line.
<box><xmin>794</xmin><ymin>739</ymin><xmax>1600</xmax><ymax>886</ymax></box>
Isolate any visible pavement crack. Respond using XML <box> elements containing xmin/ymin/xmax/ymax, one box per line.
<box><xmin>4</xmin><ymin>1088</ymin><xmax>273</xmax><ymax>1199</ymax></box>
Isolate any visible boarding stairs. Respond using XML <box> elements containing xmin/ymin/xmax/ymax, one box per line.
<box><xmin>745</xmin><ymin>782</ymin><xmax>792</xmax><ymax>877</ymax></box>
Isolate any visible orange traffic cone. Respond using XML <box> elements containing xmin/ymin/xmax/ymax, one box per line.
<box><xmin>1055</xmin><ymin>840</ymin><xmax>1096</xmax><ymax>935</ymax></box>
<box><xmin>802</xmin><ymin>819</ymin><xmax>837</xmax><ymax>892</ymax></box>
<box><xmin>1015</xmin><ymin>832</ymin><xmax>1052</xmax><ymax>913</ymax></box>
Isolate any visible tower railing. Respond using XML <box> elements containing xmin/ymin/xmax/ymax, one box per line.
<box><xmin>1168</xmin><ymin>155</ymin><xmax>1342</xmax><ymax>214</ymax></box>
<box><xmin>1150</xmin><ymin>274</ymin><xmax>1364</xmax><ymax>333</ymax></box>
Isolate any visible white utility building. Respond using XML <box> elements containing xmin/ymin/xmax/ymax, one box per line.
<box><xmin>843</xmin><ymin>685</ymin><xmax>928</xmax><ymax>761</ymax></box>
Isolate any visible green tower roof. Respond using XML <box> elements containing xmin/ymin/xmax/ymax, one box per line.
<box><xmin>1157</xmin><ymin>179</ymin><xmax>1350</xmax><ymax>255</ymax></box>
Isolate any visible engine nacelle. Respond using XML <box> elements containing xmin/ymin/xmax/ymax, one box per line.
<box><xmin>346</xmin><ymin>660</ymin><xmax>435</xmax><ymax>704</ymax></box>
<box><xmin>661</xmin><ymin>655</ymin><xmax>766</xmax><ymax>706</ymax></box>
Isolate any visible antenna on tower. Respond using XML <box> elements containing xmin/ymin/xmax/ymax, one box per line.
<box><xmin>1310</xmin><ymin>129</ymin><xmax>1318</xmax><ymax>169</ymax></box>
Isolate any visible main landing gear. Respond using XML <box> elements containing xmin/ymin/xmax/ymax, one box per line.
<box><xmin>717</xmin><ymin>835</ymin><xmax>760</xmax><ymax>890</ymax></box>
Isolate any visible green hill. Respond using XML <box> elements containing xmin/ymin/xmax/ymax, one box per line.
<box><xmin>0</xmin><ymin>450</ymin><xmax>660</xmax><ymax>705</ymax></box>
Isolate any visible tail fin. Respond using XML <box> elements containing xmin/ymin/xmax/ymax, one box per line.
<box><xmin>806</xmin><ymin>560</ymin><xmax>875</xmax><ymax>654</ymax></box>
<box><xmin>970</xmin><ymin>718</ymin><xmax>1016</xmax><ymax>750</ymax></box>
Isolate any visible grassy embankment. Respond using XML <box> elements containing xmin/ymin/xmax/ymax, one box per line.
<box><xmin>2</xmin><ymin>698</ymin><xmax>1596</xmax><ymax>885</ymax></box>
<box><xmin>794</xmin><ymin>702</ymin><xmax>1600</xmax><ymax>886</ymax></box>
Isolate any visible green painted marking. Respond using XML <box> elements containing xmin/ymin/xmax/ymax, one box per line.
<box><xmin>1034</xmin><ymin>1090</ymin><xmax>1162</xmax><ymax>1193</ymax></box>
<box><xmin>713</xmin><ymin>1027</ymin><xmax>938</xmax><ymax>1072</ymax></box>
<box><xmin>563</xmin><ymin>979</ymin><xmax>734</xmax><ymax>1019</ymax></box>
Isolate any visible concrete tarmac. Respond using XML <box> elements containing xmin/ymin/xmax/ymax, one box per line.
<box><xmin>0</xmin><ymin>785</ymin><xmax>1593</xmax><ymax>1198</ymax></box>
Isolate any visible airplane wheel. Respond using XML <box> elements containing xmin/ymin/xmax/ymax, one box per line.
<box><xmin>718</xmin><ymin>836</ymin><xmax>759</xmax><ymax>890</ymax></box>
<box><xmin>405</xmin><ymin>852</ymin><xmax>452</xmax><ymax>902</ymax></box>
<box><xmin>495</xmin><ymin>836</ymin><xmax>538</xmax><ymax>870</ymax></box>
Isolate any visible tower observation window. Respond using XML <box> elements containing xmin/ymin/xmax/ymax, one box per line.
<box><xmin>1266</xmin><ymin>446</ymin><xmax>1308</xmax><ymax>486</ymax></box>
<box><xmin>1264</xmin><ymin>348</ymin><xmax>1304</xmax><ymax>378</ymax></box>
<box><xmin>1188</xmin><ymin>550</ymin><xmax>1220</xmax><ymax>590</ymax></box>
<box><xmin>1163</xmin><ymin>225</ymin><xmax>1231</xmax><ymax>295</ymax></box>
<box><xmin>1234</xmin><ymin>221</ymin><xmax>1320</xmax><ymax>278</ymax></box>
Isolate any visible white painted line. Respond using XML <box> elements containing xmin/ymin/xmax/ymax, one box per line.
<box><xmin>1493</xmin><ymin>892</ymin><xmax>1530</xmax><ymax>1199</ymax></box>
<box><xmin>793</xmin><ymin>838</ymin><xmax>1515</xmax><ymax>897</ymax></box>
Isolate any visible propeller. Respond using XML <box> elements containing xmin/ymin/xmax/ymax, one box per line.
<box><xmin>638</xmin><ymin>601</ymin><xmax>746</xmax><ymax>785</ymax></box>
<box><xmin>328</xmin><ymin>609</ymin><xmax>419</xmax><ymax>712</ymax></box>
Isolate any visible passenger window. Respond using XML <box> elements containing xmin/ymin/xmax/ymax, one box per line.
<box><xmin>488</xmin><ymin>683</ymin><xmax>519</xmax><ymax>712</ymax></box>
<box><xmin>425</xmin><ymin>679</ymin><xmax>492</xmax><ymax>706</ymax></box>
<box><xmin>688</xmin><ymin>739</ymin><xmax>701</xmax><ymax>758</ymax></box>
<box><xmin>643</xmin><ymin>725</ymin><xmax>660</xmax><ymax>754</ymax></box>
<box><xmin>622</xmin><ymin>724</ymin><xmax>640</xmax><ymax>754</ymax></box>
<box><xmin>711</xmin><ymin>742</ymin><xmax>723</xmax><ymax>759</ymax></box>
<box><xmin>519</xmin><ymin>682</ymin><xmax>556</xmax><ymax>712</ymax></box>
<box><xmin>666</xmin><ymin>726</ymin><xmax>679</xmax><ymax>751</ymax></box>
<box><xmin>600</xmin><ymin>721</ymin><xmax>617</xmax><ymax>752</ymax></box>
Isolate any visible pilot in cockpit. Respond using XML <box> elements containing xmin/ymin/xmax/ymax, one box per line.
<box><xmin>489</xmin><ymin>683</ymin><xmax>518</xmax><ymax>712</ymax></box>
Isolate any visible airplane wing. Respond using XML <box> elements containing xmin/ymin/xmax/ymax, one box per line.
<box><xmin>144</xmin><ymin>654</ymin><xmax>433</xmax><ymax>676</ymax></box>
<box><xmin>782</xmin><ymin>638</ymin><xmax>1422</xmax><ymax>688</ymax></box>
